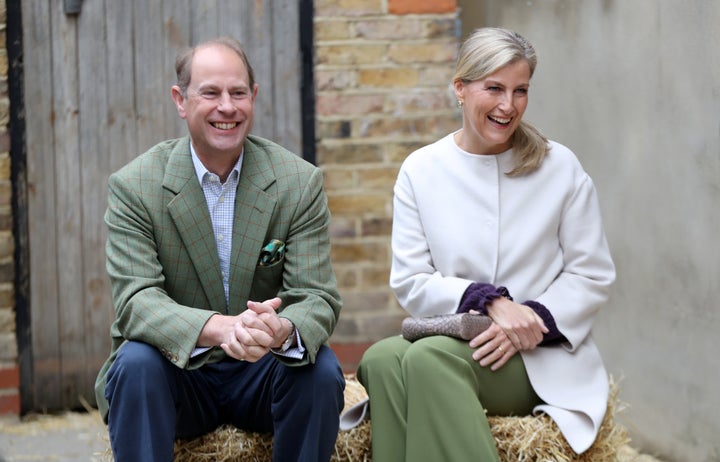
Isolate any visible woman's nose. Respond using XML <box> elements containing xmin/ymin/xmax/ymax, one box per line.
<box><xmin>497</xmin><ymin>91</ymin><xmax>514</xmax><ymax>110</ymax></box>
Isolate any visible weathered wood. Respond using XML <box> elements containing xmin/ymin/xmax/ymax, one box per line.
<box><xmin>77</xmin><ymin>0</ymin><xmax>112</xmax><ymax>402</ymax></box>
<box><xmin>272</xmin><ymin>0</ymin><xmax>303</xmax><ymax>153</ymax></box>
<box><xmin>23</xmin><ymin>0</ymin><xmax>61</xmax><ymax>409</ymax></box>
<box><xmin>21</xmin><ymin>0</ymin><xmax>305</xmax><ymax>411</ymax></box>
<box><xmin>105</xmin><ymin>0</ymin><xmax>139</xmax><ymax>170</ymax></box>
<box><xmin>50</xmin><ymin>1</ymin><xmax>86</xmax><ymax>408</ymax></box>
<box><xmin>133</xmin><ymin>0</ymin><xmax>170</xmax><ymax>153</ymax></box>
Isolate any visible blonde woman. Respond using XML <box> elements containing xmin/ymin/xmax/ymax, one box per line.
<box><xmin>357</xmin><ymin>27</ymin><xmax>615</xmax><ymax>461</ymax></box>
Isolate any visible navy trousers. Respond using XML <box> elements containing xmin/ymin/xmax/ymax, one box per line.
<box><xmin>105</xmin><ymin>341</ymin><xmax>345</xmax><ymax>462</ymax></box>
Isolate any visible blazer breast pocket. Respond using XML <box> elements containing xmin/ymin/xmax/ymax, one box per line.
<box><xmin>258</xmin><ymin>239</ymin><xmax>285</xmax><ymax>267</ymax></box>
<box><xmin>251</xmin><ymin>239</ymin><xmax>285</xmax><ymax>300</ymax></box>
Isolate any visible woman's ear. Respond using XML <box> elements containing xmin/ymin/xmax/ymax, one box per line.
<box><xmin>453</xmin><ymin>79</ymin><xmax>465</xmax><ymax>105</ymax></box>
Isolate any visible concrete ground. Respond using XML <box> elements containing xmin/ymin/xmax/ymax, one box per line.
<box><xmin>0</xmin><ymin>412</ymin><xmax>108</xmax><ymax>462</ymax></box>
<box><xmin>0</xmin><ymin>411</ymin><xmax>665</xmax><ymax>462</ymax></box>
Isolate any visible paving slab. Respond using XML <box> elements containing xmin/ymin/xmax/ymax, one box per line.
<box><xmin>0</xmin><ymin>412</ymin><xmax>108</xmax><ymax>462</ymax></box>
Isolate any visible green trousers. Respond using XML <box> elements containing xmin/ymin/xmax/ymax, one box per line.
<box><xmin>357</xmin><ymin>335</ymin><xmax>541</xmax><ymax>462</ymax></box>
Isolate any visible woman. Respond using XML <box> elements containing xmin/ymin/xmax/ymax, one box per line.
<box><xmin>356</xmin><ymin>27</ymin><xmax>616</xmax><ymax>461</ymax></box>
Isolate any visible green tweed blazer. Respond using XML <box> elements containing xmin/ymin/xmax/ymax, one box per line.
<box><xmin>94</xmin><ymin>135</ymin><xmax>342</xmax><ymax>420</ymax></box>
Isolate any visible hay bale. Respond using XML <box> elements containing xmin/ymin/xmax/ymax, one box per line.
<box><xmin>113</xmin><ymin>375</ymin><xmax>626</xmax><ymax>462</ymax></box>
<box><xmin>488</xmin><ymin>377</ymin><xmax>630</xmax><ymax>461</ymax></box>
<box><xmin>172</xmin><ymin>376</ymin><xmax>371</xmax><ymax>462</ymax></box>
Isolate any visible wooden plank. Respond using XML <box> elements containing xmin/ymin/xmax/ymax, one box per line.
<box><xmin>22</xmin><ymin>0</ymin><xmax>61</xmax><ymax>410</ymax></box>
<box><xmin>162</xmin><ymin>0</ymin><xmax>192</xmax><ymax>140</ymax></box>
<box><xmin>77</xmin><ymin>0</ymin><xmax>111</xmax><ymax>403</ymax></box>
<box><xmin>106</xmin><ymin>0</ymin><xmax>139</xmax><ymax>169</ymax></box>
<box><xmin>49</xmin><ymin>0</ymin><xmax>85</xmax><ymax>409</ymax></box>
<box><xmin>132</xmin><ymin>0</ymin><xmax>168</xmax><ymax>153</ymax></box>
<box><xmin>190</xmin><ymin>0</ymin><xmax>218</xmax><ymax>45</ymax></box>
<box><xmin>271</xmin><ymin>0</ymin><xmax>302</xmax><ymax>154</ymax></box>
<box><xmin>232</xmin><ymin>0</ymin><xmax>275</xmax><ymax>142</ymax></box>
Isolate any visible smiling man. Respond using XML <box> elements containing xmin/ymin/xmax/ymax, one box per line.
<box><xmin>95</xmin><ymin>37</ymin><xmax>345</xmax><ymax>462</ymax></box>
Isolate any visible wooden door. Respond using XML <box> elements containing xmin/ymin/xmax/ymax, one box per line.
<box><xmin>20</xmin><ymin>0</ymin><xmax>305</xmax><ymax>411</ymax></box>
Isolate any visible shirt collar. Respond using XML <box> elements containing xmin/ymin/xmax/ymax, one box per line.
<box><xmin>190</xmin><ymin>144</ymin><xmax>243</xmax><ymax>184</ymax></box>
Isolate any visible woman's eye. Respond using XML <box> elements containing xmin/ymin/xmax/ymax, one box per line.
<box><xmin>515</xmin><ymin>88</ymin><xmax>528</xmax><ymax>95</ymax></box>
<box><xmin>487</xmin><ymin>86</ymin><xmax>501</xmax><ymax>92</ymax></box>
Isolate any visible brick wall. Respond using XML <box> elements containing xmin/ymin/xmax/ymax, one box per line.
<box><xmin>315</xmin><ymin>0</ymin><xmax>460</xmax><ymax>362</ymax></box>
<box><xmin>0</xmin><ymin>0</ymin><xmax>19</xmax><ymax>415</ymax></box>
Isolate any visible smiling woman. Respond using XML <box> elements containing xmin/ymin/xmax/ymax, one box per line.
<box><xmin>356</xmin><ymin>27</ymin><xmax>617</xmax><ymax>462</ymax></box>
<box><xmin>453</xmin><ymin>59</ymin><xmax>531</xmax><ymax>155</ymax></box>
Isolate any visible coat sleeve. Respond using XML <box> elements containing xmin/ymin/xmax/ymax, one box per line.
<box><xmin>389</xmin><ymin>166</ymin><xmax>473</xmax><ymax>317</ymax></box>
<box><xmin>534</xmin><ymin>173</ymin><xmax>616</xmax><ymax>350</ymax></box>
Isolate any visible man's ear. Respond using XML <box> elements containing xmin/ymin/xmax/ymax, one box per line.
<box><xmin>171</xmin><ymin>85</ymin><xmax>187</xmax><ymax>119</ymax></box>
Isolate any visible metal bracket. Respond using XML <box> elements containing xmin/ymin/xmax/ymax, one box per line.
<box><xmin>64</xmin><ymin>0</ymin><xmax>83</xmax><ymax>15</ymax></box>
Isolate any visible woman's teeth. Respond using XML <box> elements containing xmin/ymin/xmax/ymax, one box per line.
<box><xmin>489</xmin><ymin>116</ymin><xmax>511</xmax><ymax>125</ymax></box>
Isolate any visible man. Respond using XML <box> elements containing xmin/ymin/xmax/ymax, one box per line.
<box><xmin>94</xmin><ymin>37</ymin><xmax>345</xmax><ymax>462</ymax></box>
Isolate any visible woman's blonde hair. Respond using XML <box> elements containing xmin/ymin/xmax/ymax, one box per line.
<box><xmin>454</xmin><ymin>27</ymin><xmax>549</xmax><ymax>176</ymax></box>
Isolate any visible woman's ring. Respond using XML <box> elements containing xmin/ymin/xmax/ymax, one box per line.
<box><xmin>497</xmin><ymin>345</ymin><xmax>504</xmax><ymax>354</ymax></box>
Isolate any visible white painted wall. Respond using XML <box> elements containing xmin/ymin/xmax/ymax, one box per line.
<box><xmin>460</xmin><ymin>1</ymin><xmax>720</xmax><ymax>460</ymax></box>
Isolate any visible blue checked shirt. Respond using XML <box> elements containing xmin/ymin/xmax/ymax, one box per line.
<box><xmin>190</xmin><ymin>146</ymin><xmax>304</xmax><ymax>359</ymax></box>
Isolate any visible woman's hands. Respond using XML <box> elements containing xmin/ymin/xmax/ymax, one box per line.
<box><xmin>487</xmin><ymin>297</ymin><xmax>548</xmax><ymax>350</ymax></box>
<box><xmin>470</xmin><ymin>323</ymin><xmax>516</xmax><ymax>371</ymax></box>
<box><xmin>470</xmin><ymin>297</ymin><xmax>548</xmax><ymax>370</ymax></box>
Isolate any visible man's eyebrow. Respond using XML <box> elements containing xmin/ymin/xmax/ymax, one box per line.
<box><xmin>195</xmin><ymin>83</ymin><xmax>249</xmax><ymax>92</ymax></box>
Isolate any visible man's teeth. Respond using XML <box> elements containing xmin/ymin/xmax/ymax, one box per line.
<box><xmin>489</xmin><ymin>116</ymin><xmax>511</xmax><ymax>124</ymax></box>
<box><xmin>213</xmin><ymin>122</ymin><xmax>237</xmax><ymax>130</ymax></box>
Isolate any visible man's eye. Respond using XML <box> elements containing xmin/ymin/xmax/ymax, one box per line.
<box><xmin>201</xmin><ymin>91</ymin><xmax>219</xmax><ymax>99</ymax></box>
<box><xmin>232</xmin><ymin>91</ymin><xmax>247</xmax><ymax>99</ymax></box>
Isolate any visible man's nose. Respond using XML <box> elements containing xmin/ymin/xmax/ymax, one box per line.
<box><xmin>217</xmin><ymin>91</ymin><xmax>235</xmax><ymax>112</ymax></box>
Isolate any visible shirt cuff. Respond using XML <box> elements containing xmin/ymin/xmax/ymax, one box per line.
<box><xmin>271</xmin><ymin>327</ymin><xmax>306</xmax><ymax>360</ymax></box>
<box><xmin>190</xmin><ymin>346</ymin><xmax>212</xmax><ymax>357</ymax></box>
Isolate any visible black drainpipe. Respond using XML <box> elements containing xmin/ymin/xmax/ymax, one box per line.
<box><xmin>7</xmin><ymin>0</ymin><xmax>33</xmax><ymax>413</ymax></box>
<box><xmin>299</xmin><ymin>0</ymin><xmax>316</xmax><ymax>165</ymax></box>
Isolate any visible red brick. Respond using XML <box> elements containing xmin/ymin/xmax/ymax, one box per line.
<box><xmin>330</xmin><ymin>342</ymin><xmax>373</xmax><ymax>374</ymax></box>
<box><xmin>0</xmin><ymin>392</ymin><xmax>20</xmax><ymax>415</ymax></box>
<box><xmin>389</xmin><ymin>0</ymin><xmax>457</xmax><ymax>15</ymax></box>
<box><xmin>0</xmin><ymin>365</ymin><xmax>19</xmax><ymax>387</ymax></box>
<box><xmin>0</xmin><ymin>132</ymin><xmax>9</xmax><ymax>154</ymax></box>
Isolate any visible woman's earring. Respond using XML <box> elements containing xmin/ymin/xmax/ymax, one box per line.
<box><xmin>457</xmin><ymin>100</ymin><xmax>464</xmax><ymax>108</ymax></box>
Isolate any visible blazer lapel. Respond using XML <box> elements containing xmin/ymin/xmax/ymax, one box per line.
<box><xmin>228</xmin><ymin>138</ymin><xmax>277</xmax><ymax>310</ymax></box>
<box><xmin>163</xmin><ymin>137</ymin><xmax>227</xmax><ymax>311</ymax></box>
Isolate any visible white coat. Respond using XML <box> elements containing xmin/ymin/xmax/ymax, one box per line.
<box><xmin>390</xmin><ymin>133</ymin><xmax>616</xmax><ymax>453</ymax></box>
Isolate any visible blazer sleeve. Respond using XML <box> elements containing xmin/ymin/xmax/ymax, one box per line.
<box><xmin>105</xmin><ymin>170</ymin><xmax>216</xmax><ymax>369</ymax></box>
<box><xmin>273</xmin><ymin>166</ymin><xmax>342</xmax><ymax>366</ymax></box>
